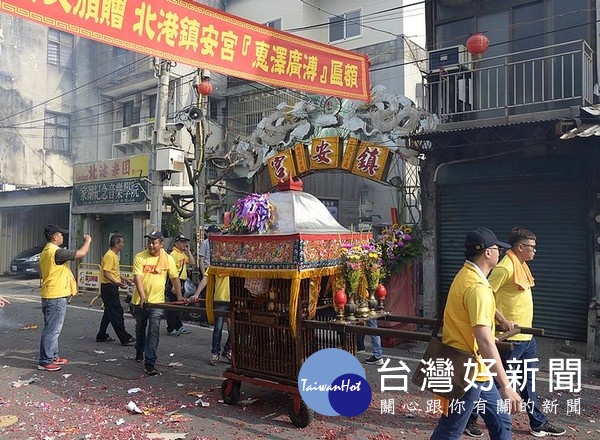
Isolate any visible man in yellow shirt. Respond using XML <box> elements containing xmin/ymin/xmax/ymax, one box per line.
<box><xmin>431</xmin><ymin>227</ymin><xmax>521</xmax><ymax>440</ymax></box>
<box><xmin>490</xmin><ymin>227</ymin><xmax>565</xmax><ymax>437</ymax></box>
<box><xmin>165</xmin><ymin>234</ymin><xmax>195</xmax><ymax>336</ymax></box>
<box><xmin>95</xmin><ymin>233</ymin><xmax>135</xmax><ymax>345</ymax></box>
<box><xmin>38</xmin><ymin>224</ymin><xmax>91</xmax><ymax>372</ymax></box>
<box><xmin>131</xmin><ymin>230</ymin><xmax>184</xmax><ymax>376</ymax></box>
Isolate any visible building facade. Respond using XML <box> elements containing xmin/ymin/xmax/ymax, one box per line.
<box><xmin>224</xmin><ymin>0</ymin><xmax>427</xmax><ymax>229</ymax></box>
<box><xmin>414</xmin><ymin>0</ymin><xmax>599</xmax><ymax>354</ymax></box>
<box><xmin>0</xmin><ymin>3</ymin><xmax>224</xmax><ymax>269</ymax></box>
<box><xmin>0</xmin><ymin>1</ymin><xmax>427</xmax><ymax>277</ymax></box>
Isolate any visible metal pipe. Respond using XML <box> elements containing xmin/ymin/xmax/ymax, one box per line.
<box><xmin>144</xmin><ymin>301</ymin><xmax>228</xmax><ymax>318</ymax></box>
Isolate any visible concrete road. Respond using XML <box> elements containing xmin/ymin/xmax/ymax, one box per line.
<box><xmin>0</xmin><ymin>277</ymin><xmax>599</xmax><ymax>439</ymax></box>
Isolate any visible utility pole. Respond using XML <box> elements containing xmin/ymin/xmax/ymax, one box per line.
<box><xmin>149</xmin><ymin>59</ymin><xmax>171</xmax><ymax>232</ymax></box>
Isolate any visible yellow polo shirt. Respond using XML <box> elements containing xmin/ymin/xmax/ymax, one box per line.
<box><xmin>170</xmin><ymin>247</ymin><xmax>189</xmax><ymax>280</ymax></box>
<box><xmin>39</xmin><ymin>243</ymin><xmax>77</xmax><ymax>299</ymax></box>
<box><xmin>100</xmin><ymin>249</ymin><xmax>121</xmax><ymax>284</ymax></box>
<box><xmin>489</xmin><ymin>255</ymin><xmax>534</xmax><ymax>341</ymax></box>
<box><xmin>131</xmin><ymin>249</ymin><xmax>179</xmax><ymax>305</ymax></box>
<box><xmin>443</xmin><ymin>261</ymin><xmax>495</xmax><ymax>381</ymax></box>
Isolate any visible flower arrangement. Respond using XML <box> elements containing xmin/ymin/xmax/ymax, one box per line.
<box><xmin>361</xmin><ymin>243</ymin><xmax>383</xmax><ymax>289</ymax></box>
<box><xmin>340</xmin><ymin>243</ymin><xmax>364</xmax><ymax>295</ymax></box>
<box><xmin>228</xmin><ymin>193</ymin><xmax>275</xmax><ymax>234</ymax></box>
<box><xmin>374</xmin><ymin>224</ymin><xmax>425</xmax><ymax>277</ymax></box>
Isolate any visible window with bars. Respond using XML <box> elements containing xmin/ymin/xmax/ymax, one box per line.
<box><xmin>244</xmin><ymin>112</ymin><xmax>264</xmax><ymax>135</ymax></box>
<box><xmin>329</xmin><ymin>9</ymin><xmax>361</xmax><ymax>43</ymax></box>
<box><xmin>44</xmin><ymin>111</ymin><xmax>71</xmax><ymax>153</ymax></box>
<box><xmin>47</xmin><ymin>28</ymin><xmax>74</xmax><ymax>68</ymax></box>
<box><xmin>123</xmin><ymin>101</ymin><xmax>141</xmax><ymax>127</ymax></box>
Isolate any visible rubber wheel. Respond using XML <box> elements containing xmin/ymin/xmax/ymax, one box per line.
<box><xmin>221</xmin><ymin>379</ymin><xmax>241</xmax><ymax>405</ymax></box>
<box><xmin>288</xmin><ymin>399</ymin><xmax>314</xmax><ymax>428</ymax></box>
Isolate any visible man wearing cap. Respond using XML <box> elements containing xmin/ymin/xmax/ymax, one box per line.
<box><xmin>131</xmin><ymin>230</ymin><xmax>184</xmax><ymax>376</ymax></box>
<box><xmin>95</xmin><ymin>233</ymin><xmax>136</xmax><ymax>346</ymax></box>
<box><xmin>165</xmin><ymin>233</ymin><xmax>195</xmax><ymax>336</ymax></box>
<box><xmin>430</xmin><ymin>227</ymin><xmax>521</xmax><ymax>440</ymax></box>
<box><xmin>38</xmin><ymin>224</ymin><xmax>92</xmax><ymax>372</ymax></box>
<box><xmin>191</xmin><ymin>225</ymin><xmax>218</xmax><ymax>300</ymax></box>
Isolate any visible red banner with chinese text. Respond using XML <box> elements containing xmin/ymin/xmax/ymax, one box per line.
<box><xmin>3</xmin><ymin>0</ymin><xmax>370</xmax><ymax>101</ymax></box>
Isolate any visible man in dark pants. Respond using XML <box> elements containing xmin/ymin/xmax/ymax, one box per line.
<box><xmin>466</xmin><ymin>227</ymin><xmax>566</xmax><ymax>438</ymax></box>
<box><xmin>131</xmin><ymin>230</ymin><xmax>184</xmax><ymax>375</ymax></box>
<box><xmin>96</xmin><ymin>233</ymin><xmax>135</xmax><ymax>345</ymax></box>
<box><xmin>165</xmin><ymin>234</ymin><xmax>195</xmax><ymax>336</ymax></box>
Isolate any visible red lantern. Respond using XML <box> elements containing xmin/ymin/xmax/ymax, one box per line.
<box><xmin>197</xmin><ymin>81</ymin><xmax>213</xmax><ymax>96</ymax></box>
<box><xmin>375</xmin><ymin>284</ymin><xmax>387</xmax><ymax>301</ymax></box>
<box><xmin>334</xmin><ymin>289</ymin><xmax>348</xmax><ymax>309</ymax></box>
<box><xmin>466</xmin><ymin>32</ymin><xmax>489</xmax><ymax>59</ymax></box>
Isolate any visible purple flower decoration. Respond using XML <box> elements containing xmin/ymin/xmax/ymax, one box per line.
<box><xmin>229</xmin><ymin>193</ymin><xmax>274</xmax><ymax>234</ymax></box>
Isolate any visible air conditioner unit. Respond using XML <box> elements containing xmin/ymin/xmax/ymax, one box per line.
<box><xmin>130</xmin><ymin>123</ymin><xmax>152</xmax><ymax>144</ymax></box>
<box><xmin>113</xmin><ymin>128</ymin><xmax>130</xmax><ymax>145</ymax></box>
<box><xmin>429</xmin><ymin>45</ymin><xmax>470</xmax><ymax>73</ymax></box>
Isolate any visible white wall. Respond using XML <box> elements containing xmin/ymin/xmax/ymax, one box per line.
<box><xmin>0</xmin><ymin>15</ymin><xmax>77</xmax><ymax>187</ymax></box>
<box><xmin>227</xmin><ymin>0</ymin><xmax>424</xmax><ymax>49</ymax></box>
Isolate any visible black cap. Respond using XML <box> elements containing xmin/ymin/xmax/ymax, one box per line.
<box><xmin>465</xmin><ymin>227</ymin><xmax>511</xmax><ymax>254</ymax></box>
<box><xmin>44</xmin><ymin>224</ymin><xmax>68</xmax><ymax>236</ymax></box>
<box><xmin>206</xmin><ymin>225</ymin><xmax>219</xmax><ymax>234</ymax></box>
<box><xmin>174</xmin><ymin>234</ymin><xmax>190</xmax><ymax>242</ymax></box>
<box><xmin>144</xmin><ymin>230</ymin><xmax>164</xmax><ymax>240</ymax></box>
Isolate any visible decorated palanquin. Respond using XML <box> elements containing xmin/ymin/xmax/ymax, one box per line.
<box><xmin>205</xmin><ymin>183</ymin><xmax>369</xmax><ymax>381</ymax></box>
<box><xmin>210</xmin><ymin>190</ymin><xmax>365</xmax><ymax>271</ymax></box>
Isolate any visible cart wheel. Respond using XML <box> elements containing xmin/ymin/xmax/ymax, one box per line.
<box><xmin>221</xmin><ymin>379</ymin><xmax>241</xmax><ymax>405</ymax></box>
<box><xmin>288</xmin><ymin>399</ymin><xmax>314</xmax><ymax>428</ymax></box>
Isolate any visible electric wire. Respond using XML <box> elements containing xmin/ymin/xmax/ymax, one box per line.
<box><xmin>1</xmin><ymin>5</ymin><xmax>595</xmax><ymax>141</ymax></box>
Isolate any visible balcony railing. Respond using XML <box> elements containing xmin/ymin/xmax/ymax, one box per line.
<box><xmin>426</xmin><ymin>40</ymin><xmax>594</xmax><ymax>125</ymax></box>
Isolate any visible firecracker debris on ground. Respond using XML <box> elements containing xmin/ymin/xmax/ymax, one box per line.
<box><xmin>1</xmin><ymin>278</ymin><xmax>600</xmax><ymax>439</ymax></box>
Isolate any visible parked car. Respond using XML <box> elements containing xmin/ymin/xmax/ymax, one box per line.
<box><xmin>10</xmin><ymin>244</ymin><xmax>45</xmax><ymax>277</ymax></box>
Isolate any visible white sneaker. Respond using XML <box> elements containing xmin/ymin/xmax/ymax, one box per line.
<box><xmin>364</xmin><ymin>355</ymin><xmax>384</xmax><ymax>366</ymax></box>
<box><xmin>209</xmin><ymin>353</ymin><xmax>219</xmax><ymax>366</ymax></box>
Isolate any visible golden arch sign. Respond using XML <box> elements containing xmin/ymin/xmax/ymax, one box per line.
<box><xmin>266</xmin><ymin>137</ymin><xmax>392</xmax><ymax>186</ymax></box>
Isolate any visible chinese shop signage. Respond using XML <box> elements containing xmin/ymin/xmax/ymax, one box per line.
<box><xmin>73</xmin><ymin>155</ymin><xmax>149</xmax><ymax>209</ymax></box>
<box><xmin>73</xmin><ymin>155</ymin><xmax>149</xmax><ymax>183</ymax></box>
<box><xmin>266</xmin><ymin>137</ymin><xmax>392</xmax><ymax>186</ymax></box>
<box><xmin>4</xmin><ymin>0</ymin><xmax>371</xmax><ymax>101</ymax></box>
<box><xmin>73</xmin><ymin>178</ymin><xmax>148</xmax><ymax>206</ymax></box>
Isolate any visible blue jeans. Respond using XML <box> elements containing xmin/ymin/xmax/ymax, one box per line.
<box><xmin>211</xmin><ymin>302</ymin><xmax>231</xmax><ymax>356</ymax></box>
<box><xmin>431</xmin><ymin>382</ymin><xmax>512</xmax><ymax>440</ymax></box>
<box><xmin>132</xmin><ymin>305</ymin><xmax>164</xmax><ymax>366</ymax></box>
<box><xmin>356</xmin><ymin>319</ymin><xmax>383</xmax><ymax>358</ymax></box>
<box><xmin>39</xmin><ymin>297</ymin><xmax>68</xmax><ymax>366</ymax></box>
<box><xmin>501</xmin><ymin>338</ymin><xmax>548</xmax><ymax>429</ymax></box>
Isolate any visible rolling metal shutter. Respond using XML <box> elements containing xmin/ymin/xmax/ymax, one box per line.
<box><xmin>437</xmin><ymin>165</ymin><xmax>589</xmax><ymax>340</ymax></box>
